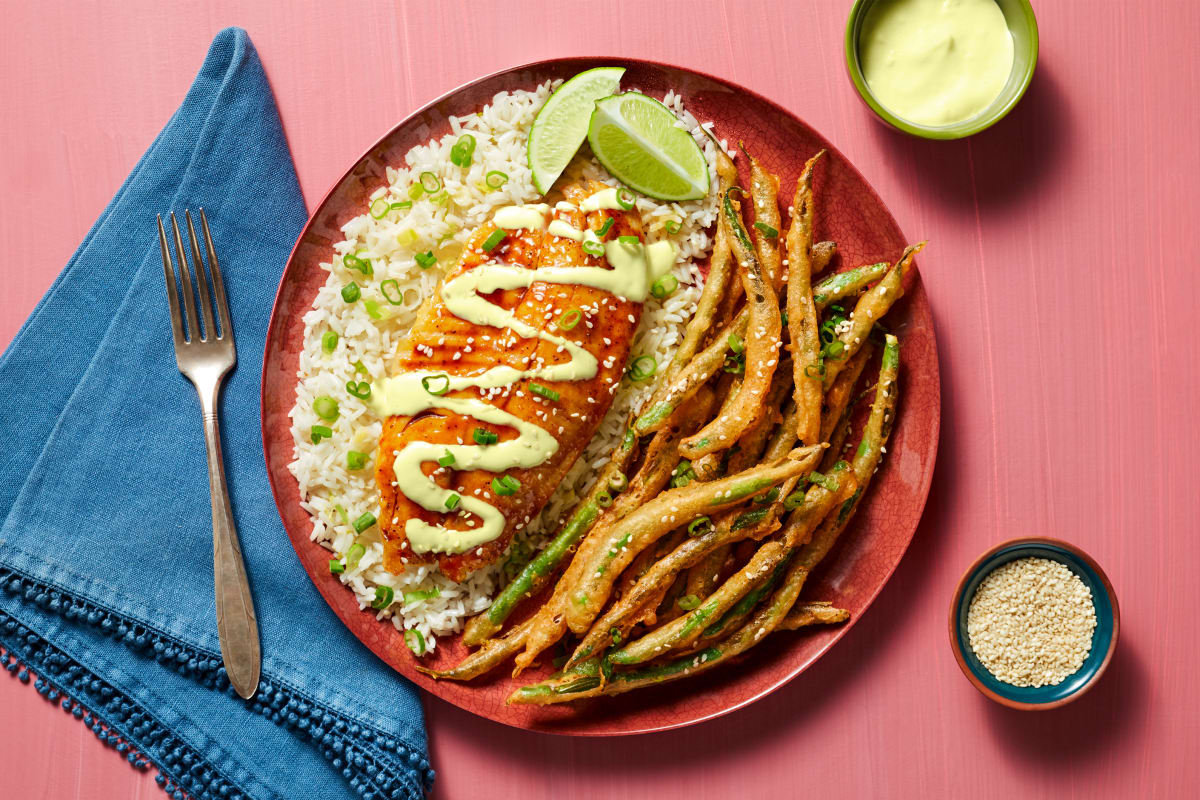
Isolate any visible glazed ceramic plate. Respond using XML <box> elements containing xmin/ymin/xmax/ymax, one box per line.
<box><xmin>262</xmin><ymin>58</ymin><xmax>940</xmax><ymax>735</ymax></box>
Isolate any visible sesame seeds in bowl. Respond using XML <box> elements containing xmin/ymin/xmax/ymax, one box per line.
<box><xmin>949</xmin><ymin>538</ymin><xmax>1119</xmax><ymax>710</ymax></box>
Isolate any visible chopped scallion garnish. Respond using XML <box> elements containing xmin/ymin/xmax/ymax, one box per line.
<box><xmin>352</xmin><ymin>512</ymin><xmax>376</xmax><ymax>533</ymax></box>
<box><xmin>627</xmin><ymin>354</ymin><xmax>657</xmax><ymax>381</ymax></box>
<box><xmin>556</xmin><ymin>308</ymin><xmax>582</xmax><ymax>330</ymax></box>
<box><xmin>371</xmin><ymin>585</ymin><xmax>394</xmax><ymax>610</ymax></box>
<box><xmin>380</xmin><ymin>279</ymin><xmax>404</xmax><ymax>305</ymax></box>
<box><xmin>597</xmin><ymin>217</ymin><xmax>615</xmax><ymax>237</ymax></box>
<box><xmin>369</xmin><ymin>198</ymin><xmax>390</xmax><ymax>219</ymax></box>
<box><xmin>728</xmin><ymin>333</ymin><xmax>745</xmax><ymax>354</ymax></box>
<box><xmin>449</xmin><ymin>134</ymin><xmax>476</xmax><ymax>168</ymax></box>
<box><xmin>329</xmin><ymin>559</ymin><xmax>344</xmax><ymax>575</ymax></box>
<box><xmin>677</xmin><ymin>594</ymin><xmax>701</xmax><ymax>611</ymax></box>
<box><xmin>407</xmin><ymin>183</ymin><xmax>424</xmax><ymax>200</ymax></box>
<box><xmin>390</xmin><ymin>200</ymin><xmax>413</xmax><ymax>211</ymax></box>
<box><xmin>310</xmin><ymin>424</ymin><xmax>333</xmax><ymax>444</ymax></box>
<box><xmin>415</xmin><ymin>250</ymin><xmax>437</xmax><ymax>269</ymax></box>
<box><xmin>341</xmin><ymin>282</ymin><xmax>360</xmax><ymax>303</ymax></box>
<box><xmin>313</xmin><ymin>396</ymin><xmax>340</xmax><ymax>421</ymax></box>
<box><xmin>492</xmin><ymin>474</ymin><xmax>521</xmax><ymax>496</ymax></box>
<box><xmin>321</xmin><ymin>330</ymin><xmax>338</xmax><ymax>353</ymax></box>
<box><xmin>343</xmin><ymin>254</ymin><xmax>371</xmax><ymax>276</ymax></box>
<box><xmin>754</xmin><ymin>487</ymin><xmax>781</xmax><ymax>504</ymax></box>
<box><xmin>404</xmin><ymin>628</ymin><xmax>426</xmax><ymax>656</ymax></box>
<box><xmin>346</xmin><ymin>380</ymin><xmax>371</xmax><ymax>400</ymax></box>
<box><xmin>485</xmin><ymin>170</ymin><xmax>508</xmax><ymax>189</ymax></box>
<box><xmin>363</xmin><ymin>298</ymin><xmax>384</xmax><ymax>319</ymax></box>
<box><xmin>651</xmin><ymin>274</ymin><xmax>679</xmax><ymax>299</ymax></box>
<box><xmin>419</xmin><ymin>171</ymin><xmax>441</xmax><ymax>193</ymax></box>
<box><xmin>723</xmin><ymin>354</ymin><xmax>745</xmax><ymax>374</ymax></box>
<box><xmin>529</xmin><ymin>383</ymin><xmax>560</xmax><ymax>402</ymax></box>
<box><xmin>581</xmin><ymin>238</ymin><xmax>605</xmax><ymax>257</ymax></box>
<box><xmin>345</xmin><ymin>543</ymin><xmax>366</xmax><ymax>569</ymax></box>
<box><xmin>482</xmin><ymin>229</ymin><xmax>507</xmax><ymax>252</ymax></box>
<box><xmin>617</xmin><ymin>235</ymin><xmax>638</xmax><ymax>245</ymax></box>
<box><xmin>438</xmin><ymin>450</ymin><xmax>455</xmax><ymax>467</ymax></box>
<box><xmin>444</xmin><ymin>493</ymin><xmax>461</xmax><ymax>510</ymax></box>
<box><xmin>616</xmin><ymin>188</ymin><xmax>636</xmax><ymax>210</ymax></box>
<box><xmin>664</xmin><ymin>218</ymin><xmax>682</xmax><ymax>234</ymax></box>
<box><xmin>346</xmin><ymin>450</ymin><xmax>369</xmax><ymax>470</ymax></box>
<box><xmin>473</xmin><ymin>427</ymin><xmax>499</xmax><ymax>445</ymax></box>
<box><xmin>421</xmin><ymin>374</ymin><xmax>451</xmax><ymax>396</ymax></box>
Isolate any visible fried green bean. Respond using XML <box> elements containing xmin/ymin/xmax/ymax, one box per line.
<box><xmin>813</xmin><ymin>261</ymin><xmax>888</xmax><ymax>310</ymax></box>
<box><xmin>786</xmin><ymin>151</ymin><xmax>825</xmax><ymax>448</ymax></box>
<box><xmin>513</xmin><ymin>391</ymin><xmax>715</xmax><ymax>675</ymax></box>
<box><xmin>743</xmin><ymin>145</ymin><xmax>783</xmax><ymax>287</ymax></box>
<box><xmin>609</xmin><ymin>462</ymin><xmax>854</xmax><ymax>665</ymax></box>
<box><xmin>812</xmin><ymin>240</ymin><xmax>837</xmax><ymax>275</ymax></box>
<box><xmin>818</xmin><ymin>340</ymin><xmax>875</xmax><ymax>472</ymax></box>
<box><xmin>563</xmin><ymin>445</ymin><xmax>824</xmax><ymax>634</ymax></box>
<box><xmin>823</xmin><ymin>243</ymin><xmax>922</xmax><ymax>389</ymax></box>
<box><xmin>780</xmin><ymin>601</ymin><xmax>850</xmax><ymax>630</ymax></box>
<box><xmin>678</xmin><ymin>190</ymin><xmax>783</xmax><ymax>459</ymax></box>
<box><xmin>419</xmin><ymin>617</ymin><xmax>535</xmax><ymax>681</ymax></box>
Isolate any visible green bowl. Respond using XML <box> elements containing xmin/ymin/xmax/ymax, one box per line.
<box><xmin>844</xmin><ymin>0</ymin><xmax>1039</xmax><ymax>139</ymax></box>
<box><xmin>949</xmin><ymin>538</ymin><xmax>1120</xmax><ymax>710</ymax></box>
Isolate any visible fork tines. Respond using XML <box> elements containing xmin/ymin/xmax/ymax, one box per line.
<box><xmin>157</xmin><ymin>209</ymin><xmax>232</xmax><ymax>347</ymax></box>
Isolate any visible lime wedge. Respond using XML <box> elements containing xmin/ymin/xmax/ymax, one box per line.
<box><xmin>587</xmin><ymin>93</ymin><xmax>709</xmax><ymax>201</ymax></box>
<box><xmin>528</xmin><ymin>67</ymin><xmax>626</xmax><ymax>195</ymax></box>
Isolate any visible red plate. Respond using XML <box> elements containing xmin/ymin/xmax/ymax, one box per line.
<box><xmin>262</xmin><ymin>58</ymin><xmax>940</xmax><ymax>735</ymax></box>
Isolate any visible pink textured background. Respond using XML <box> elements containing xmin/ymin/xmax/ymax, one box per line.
<box><xmin>1</xmin><ymin>1</ymin><xmax>1197</xmax><ymax>798</ymax></box>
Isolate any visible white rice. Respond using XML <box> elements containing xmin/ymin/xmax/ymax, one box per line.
<box><xmin>287</xmin><ymin>81</ymin><xmax>723</xmax><ymax>650</ymax></box>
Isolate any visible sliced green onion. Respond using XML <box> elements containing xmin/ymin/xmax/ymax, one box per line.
<box><xmin>611</xmin><ymin>628</ymin><xmax>622</xmax><ymax>645</ymax></box>
<box><xmin>596</xmin><ymin>491</ymin><xmax>613</xmax><ymax>508</ymax></box>
<box><xmin>370</xmin><ymin>197</ymin><xmax>390</xmax><ymax>219</ymax></box>
<box><xmin>804</xmin><ymin>360</ymin><xmax>826</xmax><ymax>378</ymax></box>
<box><xmin>449</xmin><ymin>133</ymin><xmax>476</xmax><ymax>167</ymax></box>
<box><xmin>830</xmin><ymin>304</ymin><xmax>846</xmax><ymax>314</ymax></box>
<box><xmin>754</xmin><ymin>487</ymin><xmax>781</xmax><ymax>504</ymax></box>
<box><xmin>422</xmin><ymin>374</ymin><xmax>451</xmax><ymax>396</ymax></box>
<box><xmin>664</xmin><ymin>218</ymin><xmax>682</xmax><ymax>234</ymax></box>
<box><xmin>346</xmin><ymin>451</ymin><xmax>369</xmax><ymax>470</ymax></box>
<box><xmin>616</xmin><ymin>188</ymin><xmax>636</xmax><ymax>210</ymax></box>
<box><xmin>581</xmin><ymin>238</ymin><xmax>605</xmax><ymax>257</ymax></box>
<box><xmin>723</xmin><ymin>354</ymin><xmax>745</xmax><ymax>374</ymax></box>
<box><xmin>485</xmin><ymin>170</ymin><xmax>508</xmax><ymax>189</ymax></box>
<box><xmin>371</xmin><ymin>585</ymin><xmax>394</xmax><ymax>610</ymax></box>
<box><xmin>345</xmin><ymin>543</ymin><xmax>366</xmax><ymax>569</ymax></box>
<box><xmin>346</xmin><ymin>380</ymin><xmax>371</xmax><ymax>400</ymax></box>
<box><xmin>407</xmin><ymin>183</ymin><xmax>424</xmax><ymax>200</ymax></box>
<box><xmin>363</xmin><ymin>298</ymin><xmax>384</xmax><ymax>320</ymax></box>
<box><xmin>390</xmin><ymin>200</ymin><xmax>413</xmax><ymax>211</ymax></box>
<box><xmin>321</xmin><ymin>330</ymin><xmax>338</xmax><ymax>353</ymax></box>
<box><xmin>343</xmin><ymin>254</ymin><xmax>371</xmax><ymax>276</ymax></box>
<box><xmin>419</xmin><ymin>171</ymin><xmax>441</xmax><ymax>193</ymax></box>
<box><xmin>688</xmin><ymin>516</ymin><xmax>712</xmax><ymax>537</ymax></box>
<box><xmin>753</xmin><ymin>221</ymin><xmax>779</xmax><ymax>239</ymax></box>
<box><xmin>529</xmin><ymin>383</ymin><xmax>560</xmax><ymax>402</ymax></box>
<box><xmin>677</xmin><ymin>594</ymin><xmax>701</xmax><ymax>611</ymax></box>
<box><xmin>333</xmin><ymin>504</ymin><xmax>349</xmax><ymax>525</ymax></box>
<box><xmin>438</xmin><ymin>450</ymin><xmax>455</xmax><ymax>468</ymax></box>
<box><xmin>314</xmin><ymin>396</ymin><xmax>340</xmax><ymax>421</ymax></box>
<box><xmin>650</xmin><ymin>274</ymin><xmax>679</xmax><ymax>299</ymax></box>
<box><xmin>482</xmin><ymin>229</ymin><xmax>507</xmax><ymax>252</ymax></box>
<box><xmin>444</xmin><ymin>493</ymin><xmax>461</xmax><ymax>511</ymax></box>
<box><xmin>728</xmin><ymin>333</ymin><xmax>745</xmax><ymax>354</ymax></box>
<box><xmin>823</xmin><ymin>340</ymin><xmax>846</xmax><ymax>359</ymax></box>
<box><xmin>310</xmin><ymin>424</ymin><xmax>333</xmax><ymax>444</ymax></box>
<box><xmin>329</xmin><ymin>558</ymin><xmax>344</xmax><ymax>575</ymax></box>
<box><xmin>556</xmin><ymin>308</ymin><xmax>582</xmax><ymax>330</ymax></box>
<box><xmin>404</xmin><ymin>628</ymin><xmax>426</xmax><ymax>656</ymax></box>
<box><xmin>403</xmin><ymin>587</ymin><xmax>441</xmax><ymax>604</ymax></box>
<box><xmin>473</xmin><ymin>427</ymin><xmax>499</xmax><ymax>445</ymax></box>
<box><xmin>341</xmin><ymin>282</ymin><xmax>360</xmax><ymax>303</ymax></box>
<box><xmin>783</xmin><ymin>490</ymin><xmax>807</xmax><ymax>511</ymax></box>
<box><xmin>617</xmin><ymin>235</ymin><xmax>639</xmax><ymax>245</ymax></box>
<box><xmin>597</xmin><ymin>217</ymin><xmax>615</xmax><ymax>237</ymax></box>
<box><xmin>380</xmin><ymin>279</ymin><xmax>404</xmax><ymax>305</ymax></box>
<box><xmin>415</xmin><ymin>250</ymin><xmax>437</xmax><ymax>269</ymax></box>
<box><xmin>352</xmin><ymin>512</ymin><xmax>376</xmax><ymax>533</ymax></box>
<box><xmin>492</xmin><ymin>474</ymin><xmax>521</xmax><ymax>496</ymax></box>
<box><xmin>608</xmin><ymin>472</ymin><xmax>628</xmax><ymax>493</ymax></box>
<box><xmin>352</xmin><ymin>359</ymin><xmax>368</xmax><ymax>375</ymax></box>
<box><xmin>627</xmin><ymin>354</ymin><xmax>657</xmax><ymax>381</ymax></box>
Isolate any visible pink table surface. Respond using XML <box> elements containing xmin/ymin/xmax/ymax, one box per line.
<box><xmin>2</xmin><ymin>1</ymin><xmax>1198</xmax><ymax>798</ymax></box>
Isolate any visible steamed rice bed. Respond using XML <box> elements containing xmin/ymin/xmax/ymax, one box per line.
<box><xmin>288</xmin><ymin>81</ymin><xmax>722</xmax><ymax>651</ymax></box>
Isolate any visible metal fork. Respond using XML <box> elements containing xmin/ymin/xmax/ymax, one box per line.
<box><xmin>157</xmin><ymin>210</ymin><xmax>260</xmax><ymax>700</ymax></box>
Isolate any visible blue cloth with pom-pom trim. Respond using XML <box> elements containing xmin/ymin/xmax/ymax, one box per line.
<box><xmin>0</xmin><ymin>27</ymin><xmax>431</xmax><ymax>800</ymax></box>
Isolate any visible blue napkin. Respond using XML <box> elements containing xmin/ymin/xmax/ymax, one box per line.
<box><xmin>0</xmin><ymin>28</ymin><xmax>432</xmax><ymax>800</ymax></box>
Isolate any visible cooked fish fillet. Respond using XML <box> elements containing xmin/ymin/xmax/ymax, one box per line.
<box><xmin>376</xmin><ymin>182</ymin><xmax>643</xmax><ymax>581</ymax></box>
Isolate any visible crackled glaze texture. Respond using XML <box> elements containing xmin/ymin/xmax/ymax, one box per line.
<box><xmin>260</xmin><ymin>58</ymin><xmax>940</xmax><ymax>734</ymax></box>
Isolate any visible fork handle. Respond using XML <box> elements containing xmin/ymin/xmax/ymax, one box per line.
<box><xmin>201</xmin><ymin>396</ymin><xmax>261</xmax><ymax>700</ymax></box>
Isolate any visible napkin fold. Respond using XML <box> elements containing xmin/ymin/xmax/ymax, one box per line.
<box><xmin>0</xmin><ymin>28</ymin><xmax>432</xmax><ymax>800</ymax></box>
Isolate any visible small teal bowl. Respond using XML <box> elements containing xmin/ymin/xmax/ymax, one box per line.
<box><xmin>949</xmin><ymin>537</ymin><xmax>1120</xmax><ymax>710</ymax></box>
<box><xmin>845</xmin><ymin>0</ymin><xmax>1039</xmax><ymax>139</ymax></box>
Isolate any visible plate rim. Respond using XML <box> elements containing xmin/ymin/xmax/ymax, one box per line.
<box><xmin>261</xmin><ymin>55</ymin><xmax>942</xmax><ymax>736</ymax></box>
